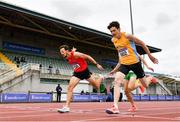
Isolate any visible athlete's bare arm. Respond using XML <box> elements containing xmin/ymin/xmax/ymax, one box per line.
<box><xmin>138</xmin><ymin>54</ymin><xmax>154</xmax><ymax>72</ymax></box>
<box><xmin>74</xmin><ymin>52</ymin><xmax>104</xmax><ymax>70</ymax></box>
<box><xmin>109</xmin><ymin>62</ymin><xmax>121</xmax><ymax>75</ymax></box>
<box><xmin>126</xmin><ymin>33</ymin><xmax>158</xmax><ymax>64</ymax></box>
<box><xmin>109</xmin><ymin>50</ymin><xmax>121</xmax><ymax>74</ymax></box>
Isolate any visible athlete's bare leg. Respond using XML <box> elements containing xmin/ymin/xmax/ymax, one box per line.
<box><xmin>86</xmin><ymin>74</ymin><xmax>104</xmax><ymax>90</ymax></box>
<box><xmin>105</xmin><ymin>72</ymin><xmax>125</xmax><ymax>114</ymax></box>
<box><xmin>124</xmin><ymin>78</ymin><xmax>136</xmax><ymax>108</ymax></box>
<box><xmin>139</xmin><ymin>75</ymin><xmax>157</xmax><ymax>88</ymax></box>
<box><xmin>113</xmin><ymin>72</ymin><xmax>125</xmax><ymax>108</ymax></box>
<box><xmin>65</xmin><ymin>76</ymin><xmax>80</xmax><ymax>107</ymax></box>
<box><xmin>58</xmin><ymin>76</ymin><xmax>81</xmax><ymax>113</ymax></box>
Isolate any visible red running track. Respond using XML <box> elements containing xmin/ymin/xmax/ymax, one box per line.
<box><xmin>0</xmin><ymin>101</ymin><xmax>180</xmax><ymax>121</ymax></box>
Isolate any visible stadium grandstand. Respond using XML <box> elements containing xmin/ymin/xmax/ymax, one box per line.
<box><xmin>0</xmin><ymin>1</ymin><xmax>179</xmax><ymax>103</ymax></box>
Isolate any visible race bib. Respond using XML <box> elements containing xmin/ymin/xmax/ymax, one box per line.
<box><xmin>118</xmin><ymin>48</ymin><xmax>129</xmax><ymax>57</ymax></box>
<box><xmin>72</xmin><ymin>63</ymin><xmax>80</xmax><ymax>70</ymax></box>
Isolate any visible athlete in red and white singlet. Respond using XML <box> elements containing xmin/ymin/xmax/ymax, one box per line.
<box><xmin>58</xmin><ymin>45</ymin><xmax>104</xmax><ymax>113</ymax></box>
<box><xmin>67</xmin><ymin>51</ymin><xmax>87</xmax><ymax>73</ymax></box>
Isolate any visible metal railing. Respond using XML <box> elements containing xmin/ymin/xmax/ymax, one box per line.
<box><xmin>0</xmin><ymin>63</ymin><xmax>34</xmax><ymax>84</ymax></box>
<box><xmin>158</xmin><ymin>80</ymin><xmax>172</xmax><ymax>95</ymax></box>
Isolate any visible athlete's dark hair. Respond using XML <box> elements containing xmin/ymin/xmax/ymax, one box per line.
<box><xmin>59</xmin><ymin>45</ymin><xmax>70</xmax><ymax>51</ymax></box>
<box><xmin>107</xmin><ymin>21</ymin><xmax>120</xmax><ymax>30</ymax></box>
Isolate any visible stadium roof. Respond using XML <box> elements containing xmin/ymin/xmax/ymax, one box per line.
<box><xmin>0</xmin><ymin>1</ymin><xmax>161</xmax><ymax>54</ymax></box>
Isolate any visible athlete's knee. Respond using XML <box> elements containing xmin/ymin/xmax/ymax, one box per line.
<box><xmin>113</xmin><ymin>81</ymin><xmax>121</xmax><ymax>87</ymax></box>
<box><xmin>127</xmin><ymin>86</ymin><xmax>134</xmax><ymax>91</ymax></box>
<box><xmin>115</xmin><ymin>72</ymin><xmax>125</xmax><ymax>81</ymax></box>
<box><xmin>114</xmin><ymin>77</ymin><xmax>124</xmax><ymax>85</ymax></box>
<box><xmin>139</xmin><ymin>78</ymin><xmax>148</xmax><ymax>88</ymax></box>
<box><xmin>143</xmin><ymin>85</ymin><xmax>148</xmax><ymax>88</ymax></box>
<box><xmin>141</xmin><ymin>82</ymin><xmax>148</xmax><ymax>88</ymax></box>
<box><xmin>125</xmin><ymin>90</ymin><xmax>129</xmax><ymax>95</ymax></box>
<box><xmin>125</xmin><ymin>88</ymin><xmax>130</xmax><ymax>95</ymax></box>
<box><xmin>67</xmin><ymin>85</ymin><xmax>74</xmax><ymax>92</ymax></box>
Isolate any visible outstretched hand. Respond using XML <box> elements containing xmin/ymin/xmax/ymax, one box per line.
<box><xmin>108</xmin><ymin>70</ymin><xmax>115</xmax><ymax>75</ymax></box>
<box><xmin>147</xmin><ymin>66</ymin><xmax>154</xmax><ymax>72</ymax></box>
<box><xmin>96</xmin><ymin>64</ymin><xmax>104</xmax><ymax>71</ymax></box>
<box><xmin>148</xmin><ymin>54</ymin><xmax>158</xmax><ymax>64</ymax></box>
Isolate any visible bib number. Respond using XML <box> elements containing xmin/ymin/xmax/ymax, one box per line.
<box><xmin>72</xmin><ymin>63</ymin><xmax>80</xmax><ymax>70</ymax></box>
<box><xmin>119</xmin><ymin>48</ymin><xmax>129</xmax><ymax>57</ymax></box>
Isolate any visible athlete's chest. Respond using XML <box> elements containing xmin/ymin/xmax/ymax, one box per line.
<box><xmin>113</xmin><ymin>38</ymin><xmax>129</xmax><ymax>50</ymax></box>
<box><xmin>113</xmin><ymin>37</ymin><xmax>131</xmax><ymax>57</ymax></box>
<box><xmin>68</xmin><ymin>58</ymin><xmax>82</xmax><ymax>69</ymax></box>
<box><xmin>68</xmin><ymin>57</ymin><xmax>79</xmax><ymax>64</ymax></box>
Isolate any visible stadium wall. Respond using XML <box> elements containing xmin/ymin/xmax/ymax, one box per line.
<box><xmin>2</xmin><ymin>69</ymin><xmax>91</xmax><ymax>94</ymax></box>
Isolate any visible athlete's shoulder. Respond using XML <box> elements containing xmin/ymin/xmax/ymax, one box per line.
<box><xmin>74</xmin><ymin>51</ymin><xmax>88</xmax><ymax>59</ymax></box>
<box><xmin>111</xmin><ymin>37</ymin><xmax>116</xmax><ymax>42</ymax></box>
<box><xmin>73</xmin><ymin>51</ymin><xmax>80</xmax><ymax>57</ymax></box>
<box><xmin>73</xmin><ymin>51</ymin><xmax>81</xmax><ymax>56</ymax></box>
<box><xmin>124</xmin><ymin>33</ymin><xmax>134</xmax><ymax>41</ymax></box>
<box><xmin>124</xmin><ymin>32</ymin><xmax>131</xmax><ymax>38</ymax></box>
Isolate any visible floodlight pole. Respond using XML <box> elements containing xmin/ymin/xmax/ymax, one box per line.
<box><xmin>129</xmin><ymin>0</ymin><xmax>145</xmax><ymax>94</ymax></box>
<box><xmin>129</xmin><ymin>0</ymin><xmax>134</xmax><ymax>35</ymax></box>
<box><xmin>129</xmin><ymin>0</ymin><xmax>145</xmax><ymax>69</ymax></box>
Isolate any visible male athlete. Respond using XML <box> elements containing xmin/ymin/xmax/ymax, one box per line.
<box><xmin>58</xmin><ymin>45</ymin><xmax>104</xmax><ymax>113</ymax></box>
<box><xmin>106</xmin><ymin>21</ymin><xmax>158</xmax><ymax>114</ymax></box>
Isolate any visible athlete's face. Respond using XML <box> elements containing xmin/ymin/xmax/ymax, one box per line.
<box><xmin>60</xmin><ymin>48</ymin><xmax>68</xmax><ymax>58</ymax></box>
<box><xmin>109</xmin><ymin>27</ymin><xmax>120</xmax><ymax>38</ymax></box>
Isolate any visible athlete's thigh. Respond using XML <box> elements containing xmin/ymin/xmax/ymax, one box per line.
<box><xmin>86</xmin><ymin>74</ymin><xmax>96</xmax><ymax>84</ymax></box>
<box><xmin>115</xmin><ymin>71</ymin><xmax>125</xmax><ymax>84</ymax></box>
<box><xmin>68</xmin><ymin>76</ymin><xmax>81</xmax><ymax>89</ymax></box>
<box><xmin>128</xmin><ymin>75</ymin><xmax>137</xmax><ymax>89</ymax></box>
<box><xmin>124</xmin><ymin>79</ymin><xmax>129</xmax><ymax>91</ymax></box>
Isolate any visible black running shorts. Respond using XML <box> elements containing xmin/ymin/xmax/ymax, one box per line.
<box><xmin>73</xmin><ymin>68</ymin><xmax>92</xmax><ymax>80</ymax></box>
<box><xmin>119</xmin><ymin>62</ymin><xmax>145</xmax><ymax>79</ymax></box>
